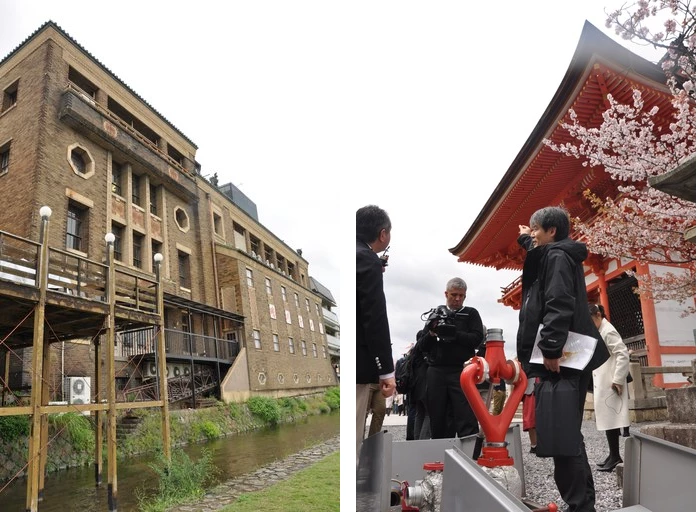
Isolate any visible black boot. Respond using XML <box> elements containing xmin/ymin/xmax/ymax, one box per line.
<box><xmin>598</xmin><ymin>428</ymin><xmax>622</xmax><ymax>471</ymax></box>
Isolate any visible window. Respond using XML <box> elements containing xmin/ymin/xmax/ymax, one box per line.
<box><xmin>213</xmin><ymin>211</ymin><xmax>223</xmax><ymax>236</ymax></box>
<box><xmin>288</xmin><ymin>337</ymin><xmax>295</xmax><ymax>354</ymax></box>
<box><xmin>133</xmin><ymin>232</ymin><xmax>144</xmax><ymax>268</ymax></box>
<box><xmin>111</xmin><ymin>223</ymin><xmax>123</xmax><ymax>261</ymax></box>
<box><xmin>312</xmin><ymin>343</ymin><xmax>318</xmax><ymax>358</ymax></box>
<box><xmin>287</xmin><ymin>262</ymin><xmax>295</xmax><ymax>280</ymax></box>
<box><xmin>68</xmin><ymin>67</ymin><xmax>97</xmax><ymax>98</ymax></box>
<box><xmin>246</xmin><ymin>268</ymin><xmax>253</xmax><ymax>287</ymax></box>
<box><xmin>2</xmin><ymin>80</ymin><xmax>18</xmax><ymax>112</ymax></box>
<box><xmin>0</xmin><ymin>142</ymin><xmax>9</xmax><ymax>175</ymax></box>
<box><xmin>265</xmin><ymin>277</ymin><xmax>272</xmax><ymax>295</ymax></box>
<box><xmin>264</xmin><ymin>247</ymin><xmax>274</xmax><ymax>266</ymax></box>
<box><xmin>149</xmin><ymin>184</ymin><xmax>158</xmax><ymax>215</ymax></box>
<box><xmin>132</xmin><ymin>174</ymin><xmax>142</xmax><ymax>206</ymax></box>
<box><xmin>294</xmin><ymin>293</ymin><xmax>299</xmax><ymax>308</ymax></box>
<box><xmin>250</xmin><ymin>235</ymin><xmax>260</xmax><ymax>256</ymax></box>
<box><xmin>301</xmin><ymin>341</ymin><xmax>307</xmax><ymax>356</ymax></box>
<box><xmin>111</xmin><ymin>163</ymin><xmax>123</xmax><ymax>195</ymax></box>
<box><xmin>305</xmin><ymin>298</ymin><xmax>311</xmax><ymax>312</ymax></box>
<box><xmin>322</xmin><ymin>345</ymin><xmax>327</xmax><ymax>359</ymax></box>
<box><xmin>178</xmin><ymin>251</ymin><xmax>191</xmax><ymax>289</ymax></box>
<box><xmin>273</xmin><ymin>334</ymin><xmax>280</xmax><ymax>352</ymax></box>
<box><xmin>253</xmin><ymin>330</ymin><xmax>261</xmax><ymax>350</ymax></box>
<box><xmin>66</xmin><ymin>202</ymin><xmax>87</xmax><ymax>251</ymax></box>
<box><xmin>174</xmin><ymin>206</ymin><xmax>189</xmax><ymax>232</ymax></box>
<box><xmin>281</xmin><ymin>286</ymin><xmax>287</xmax><ymax>302</ymax></box>
<box><xmin>315</xmin><ymin>303</ymin><xmax>321</xmax><ymax>316</ymax></box>
<box><xmin>67</xmin><ymin>144</ymin><xmax>94</xmax><ymax>178</ymax></box>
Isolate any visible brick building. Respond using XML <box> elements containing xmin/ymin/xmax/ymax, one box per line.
<box><xmin>0</xmin><ymin>21</ymin><xmax>336</xmax><ymax>405</ymax></box>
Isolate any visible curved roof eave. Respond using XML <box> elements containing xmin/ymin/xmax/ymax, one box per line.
<box><xmin>449</xmin><ymin>20</ymin><xmax>667</xmax><ymax>260</ymax></box>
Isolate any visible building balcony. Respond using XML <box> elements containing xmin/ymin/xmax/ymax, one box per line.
<box><xmin>59</xmin><ymin>87</ymin><xmax>197</xmax><ymax>200</ymax></box>
<box><xmin>326</xmin><ymin>333</ymin><xmax>340</xmax><ymax>356</ymax></box>
<box><xmin>115</xmin><ymin>327</ymin><xmax>240</xmax><ymax>363</ymax></box>
<box><xmin>321</xmin><ymin>307</ymin><xmax>340</xmax><ymax>331</ymax></box>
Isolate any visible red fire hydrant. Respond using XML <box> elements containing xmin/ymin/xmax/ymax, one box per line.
<box><xmin>460</xmin><ymin>328</ymin><xmax>528</xmax><ymax>467</ymax></box>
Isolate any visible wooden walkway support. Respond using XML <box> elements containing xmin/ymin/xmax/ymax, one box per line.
<box><xmin>0</xmin><ymin>206</ymin><xmax>169</xmax><ymax>511</ymax></box>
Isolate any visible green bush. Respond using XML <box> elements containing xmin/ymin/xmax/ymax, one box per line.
<box><xmin>49</xmin><ymin>413</ymin><xmax>95</xmax><ymax>452</ymax></box>
<box><xmin>138</xmin><ymin>448</ymin><xmax>217</xmax><ymax>512</ymax></box>
<box><xmin>194</xmin><ymin>420</ymin><xmax>221</xmax><ymax>440</ymax></box>
<box><xmin>0</xmin><ymin>415</ymin><xmax>30</xmax><ymax>441</ymax></box>
<box><xmin>246</xmin><ymin>396</ymin><xmax>281</xmax><ymax>425</ymax></box>
<box><xmin>318</xmin><ymin>403</ymin><xmax>331</xmax><ymax>414</ymax></box>
<box><xmin>324</xmin><ymin>387</ymin><xmax>340</xmax><ymax>411</ymax></box>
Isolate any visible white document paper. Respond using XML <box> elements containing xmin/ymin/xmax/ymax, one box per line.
<box><xmin>529</xmin><ymin>325</ymin><xmax>598</xmax><ymax>370</ymax></box>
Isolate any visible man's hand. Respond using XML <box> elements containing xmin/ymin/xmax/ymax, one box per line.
<box><xmin>379</xmin><ymin>377</ymin><xmax>396</xmax><ymax>398</ymax></box>
<box><xmin>543</xmin><ymin>356</ymin><xmax>561</xmax><ymax>373</ymax></box>
<box><xmin>519</xmin><ymin>225</ymin><xmax>531</xmax><ymax>236</ymax></box>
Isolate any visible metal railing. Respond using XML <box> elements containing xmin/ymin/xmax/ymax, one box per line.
<box><xmin>115</xmin><ymin>326</ymin><xmax>239</xmax><ymax>361</ymax></box>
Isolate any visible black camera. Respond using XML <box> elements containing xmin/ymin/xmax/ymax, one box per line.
<box><xmin>425</xmin><ymin>306</ymin><xmax>458</xmax><ymax>342</ymax></box>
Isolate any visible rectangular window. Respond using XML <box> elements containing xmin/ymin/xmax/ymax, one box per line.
<box><xmin>301</xmin><ymin>341</ymin><xmax>307</xmax><ymax>356</ymax></box>
<box><xmin>322</xmin><ymin>345</ymin><xmax>327</xmax><ymax>359</ymax></box>
<box><xmin>315</xmin><ymin>303</ymin><xmax>321</xmax><ymax>316</ymax></box>
<box><xmin>281</xmin><ymin>286</ymin><xmax>287</xmax><ymax>302</ymax></box>
<box><xmin>2</xmin><ymin>80</ymin><xmax>18</xmax><ymax>112</ymax></box>
<box><xmin>305</xmin><ymin>298</ymin><xmax>311</xmax><ymax>312</ymax></box>
<box><xmin>246</xmin><ymin>268</ymin><xmax>253</xmax><ymax>287</ymax></box>
<box><xmin>132</xmin><ymin>174</ymin><xmax>141</xmax><ymax>206</ymax></box>
<box><xmin>178</xmin><ymin>251</ymin><xmax>191</xmax><ymax>289</ymax></box>
<box><xmin>111</xmin><ymin>223</ymin><xmax>123</xmax><ymax>261</ymax></box>
<box><xmin>273</xmin><ymin>334</ymin><xmax>280</xmax><ymax>352</ymax></box>
<box><xmin>68</xmin><ymin>67</ymin><xmax>97</xmax><ymax>98</ymax></box>
<box><xmin>288</xmin><ymin>337</ymin><xmax>295</xmax><ymax>354</ymax></box>
<box><xmin>294</xmin><ymin>293</ymin><xmax>299</xmax><ymax>308</ymax></box>
<box><xmin>111</xmin><ymin>163</ymin><xmax>123</xmax><ymax>195</ymax></box>
<box><xmin>250</xmin><ymin>235</ymin><xmax>260</xmax><ymax>256</ymax></box>
<box><xmin>0</xmin><ymin>142</ymin><xmax>9</xmax><ymax>175</ymax></box>
<box><xmin>133</xmin><ymin>232</ymin><xmax>144</xmax><ymax>268</ymax></box>
<box><xmin>312</xmin><ymin>343</ymin><xmax>318</xmax><ymax>358</ymax></box>
<box><xmin>66</xmin><ymin>202</ymin><xmax>87</xmax><ymax>251</ymax></box>
<box><xmin>213</xmin><ymin>211</ymin><xmax>223</xmax><ymax>236</ymax></box>
<box><xmin>253</xmin><ymin>330</ymin><xmax>261</xmax><ymax>350</ymax></box>
<box><xmin>264</xmin><ymin>247</ymin><xmax>274</xmax><ymax>266</ymax></box>
<box><xmin>151</xmin><ymin>240</ymin><xmax>162</xmax><ymax>269</ymax></box>
<box><xmin>265</xmin><ymin>277</ymin><xmax>272</xmax><ymax>295</ymax></box>
<box><xmin>149</xmin><ymin>184</ymin><xmax>158</xmax><ymax>215</ymax></box>
<box><xmin>287</xmin><ymin>262</ymin><xmax>295</xmax><ymax>280</ymax></box>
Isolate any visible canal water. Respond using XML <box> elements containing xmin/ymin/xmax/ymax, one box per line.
<box><xmin>0</xmin><ymin>412</ymin><xmax>339</xmax><ymax>511</ymax></box>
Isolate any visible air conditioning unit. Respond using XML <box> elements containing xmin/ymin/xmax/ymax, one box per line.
<box><xmin>171</xmin><ymin>365</ymin><xmax>183</xmax><ymax>378</ymax></box>
<box><xmin>64</xmin><ymin>377</ymin><xmax>91</xmax><ymax>405</ymax></box>
<box><xmin>144</xmin><ymin>362</ymin><xmax>159</xmax><ymax>378</ymax></box>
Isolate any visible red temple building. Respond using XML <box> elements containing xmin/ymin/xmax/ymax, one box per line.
<box><xmin>450</xmin><ymin>22</ymin><xmax>695</xmax><ymax>389</ymax></box>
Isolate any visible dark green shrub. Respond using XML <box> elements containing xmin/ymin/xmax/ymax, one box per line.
<box><xmin>324</xmin><ymin>386</ymin><xmax>340</xmax><ymax>410</ymax></box>
<box><xmin>49</xmin><ymin>413</ymin><xmax>95</xmax><ymax>452</ymax></box>
<box><xmin>0</xmin><ymin>415</ymin><xmax>30</xmax><ymax>441</ymax></box>
<box><xmin>246</xmin><ymin>396</ymin><xmax>281</xmax><ymax>425</ymax></box>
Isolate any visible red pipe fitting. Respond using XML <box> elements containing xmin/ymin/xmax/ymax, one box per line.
<box><xmin>460</xmin><ymin>329</ymin><xmax>528</xmax><ymax>467</ymax></box>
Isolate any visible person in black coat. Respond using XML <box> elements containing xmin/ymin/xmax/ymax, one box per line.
<box><xmin>356</xmin><ymin>205</ymin><xmax>395</xmax><ymax>461</ymax></box>
<box><xmin>516</xmin><ymin>206</ymin><xmax>610</xmax><ymax>512</ymax></box>
<box><xmin>418</xmin><ymin>277</ymin><xmax>483</xmax><ymax>439</ymax></box>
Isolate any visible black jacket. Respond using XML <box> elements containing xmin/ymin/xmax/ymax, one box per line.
<box><xmin>418</xmin><ymin>305</ymin><xmax>483</xmax><ymax>369</ymax></box>
<box><xmin>516</xmin><ymin>234</ymin><xmax>610</xmax><ymax>378</ymax></box>
<box><xmin>356</xmin><ymin>239</ymin><xmax>394</xmax><ymax>383</ymax></box>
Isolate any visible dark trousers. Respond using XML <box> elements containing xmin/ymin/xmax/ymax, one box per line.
<box><xmin>413</xmin><ymin>400</ymin><xmax>431</xmax><ymax>440</ymax></box>
<box><xmin>426</xmin><ymin>366</ymin><xmax>478</xmax><ymax>439</ymax></box>
<box><xmin>550</xmin><ymin>371</ymin><xmax>596</xmax><ymax>512</ymax></box>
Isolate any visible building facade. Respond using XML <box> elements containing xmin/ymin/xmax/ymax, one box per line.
<box><xmin>0</xmin><ymin>21</ymin><xmax>336</xmax><ymax>405</ymax></box>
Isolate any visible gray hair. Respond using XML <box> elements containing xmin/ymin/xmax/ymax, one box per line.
<box><xmin>446</xmin><ymin>277</ymin><xmax>467</xmax><ymax>291</ymax></box>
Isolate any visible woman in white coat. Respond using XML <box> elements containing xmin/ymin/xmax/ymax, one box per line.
<box><xmin>589</xmin><ymin>303</ymin><xmax>630</xmax><ymax>472</ymax></box>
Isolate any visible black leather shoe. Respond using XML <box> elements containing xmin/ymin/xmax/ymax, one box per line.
<box><xmin>598</xmin><ymin>457</ymin><xmax>622</xmax><ymax>472</ymax></box>
<box><xmin>596</xmin><ymin>455</ymin><xmax>610</xmax><ymax>468</ymax></box>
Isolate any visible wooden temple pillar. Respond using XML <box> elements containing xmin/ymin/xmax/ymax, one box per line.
<box><xmin>154</xmin><ymin>252</ymin><xmax>171</xmax><ymax>462</ymax></box>
<box><xmin>104</xmin><ymin>233</ymin><xmax>118</xmax><ymax>511</ymax></box>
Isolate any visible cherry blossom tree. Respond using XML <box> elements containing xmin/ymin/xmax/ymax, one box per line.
<box><xmin>545</xmin><ymin>0</ymin><xmax>695</xmax><ymax>311</ymax></box>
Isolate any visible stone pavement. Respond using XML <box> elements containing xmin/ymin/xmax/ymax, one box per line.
<box><xmin>167</xmin><ymin>435</ymin><xmax>340</xmax><ymax>512</ymax></box>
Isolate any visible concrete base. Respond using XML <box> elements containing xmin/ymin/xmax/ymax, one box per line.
<box><xmin>666</xmin><ymin>386</ymin><xmax>696</xmax><ymax>424</ymax></box>
<box><xmin>639</xmin><ymin>423</ymin><xmax>696</xmax><ymax>449</ymax></box>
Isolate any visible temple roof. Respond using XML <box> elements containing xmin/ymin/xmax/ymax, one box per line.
<box><xmin>449</xmin><ymin>21</ymin><xmax>674</xmax><ymax>272</ymax></box>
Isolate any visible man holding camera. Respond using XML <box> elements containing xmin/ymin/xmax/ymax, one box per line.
<box><xmin>418</xmin><ymin>277</ymin><xmax>483</xmax><ymax>439</ymax></box>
